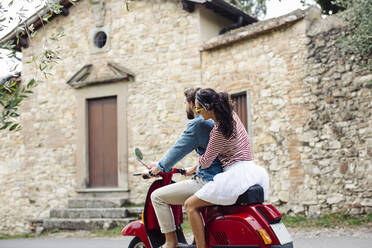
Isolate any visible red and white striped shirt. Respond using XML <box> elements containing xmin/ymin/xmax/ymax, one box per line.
<box><xmin>199</xmin><ymin>112</ymin><xmax>253</xmax><ymax>170</ymax></box>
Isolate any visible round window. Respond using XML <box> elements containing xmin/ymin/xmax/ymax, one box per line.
<box><xmin>94</xmin><ymin>31</ymin><xmax>107</xmax><ymax>48</ymax></box>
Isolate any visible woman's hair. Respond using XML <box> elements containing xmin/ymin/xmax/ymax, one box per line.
<box><xmin>196</xmin><ymin>88</ymin><xmax>235</xmax><ymax>139</ymax></box>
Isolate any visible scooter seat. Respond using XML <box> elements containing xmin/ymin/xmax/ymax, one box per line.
<box><xmin>235</xmin><ymin>184</ymin><xmax>264</xmax><ymax>205</ymax></box>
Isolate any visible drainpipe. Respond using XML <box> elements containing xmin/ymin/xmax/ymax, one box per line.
<box><xmin>219</xmin><ymin>16</ymin><xmax>244</xmax><ymax>35</ymax></box>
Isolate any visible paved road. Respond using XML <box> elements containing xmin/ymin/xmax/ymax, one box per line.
<box><xmin>0</xmin><ymin>237</ymin><xmax>133</xmax><ymax>248</ymax></box>
<box><xmin>294</xmin><ymin>237</ymin><xmax>372</xmax><ymax>248</ymax></box>
<box><xmin>1</xmin><ymin>237</ymin><xmax>372</xmax><ymax>248</ymax></box>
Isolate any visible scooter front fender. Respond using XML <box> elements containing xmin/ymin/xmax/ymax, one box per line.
<box><xmin>122</xmin><ymin>220</ymin><xmax>151</xmax><ymax>248</ymax></box>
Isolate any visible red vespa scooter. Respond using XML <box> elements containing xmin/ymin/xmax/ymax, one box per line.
<box><xmin>122</xmin><ymin>148</ymin><xmax>293</xmax><ymax>248</ymax></box>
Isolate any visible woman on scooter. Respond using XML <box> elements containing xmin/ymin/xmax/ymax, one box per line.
<box><xmin>184</xmin><ymin>88</ymin><xmax>270</xmax><ymax>248</ymax></box>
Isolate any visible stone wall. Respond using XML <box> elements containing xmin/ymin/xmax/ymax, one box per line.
<box><xmin>0</xmin><ymin>0</ymin><xmax>203</xmax><ymax>234</ymax></box>
<box><xmin>300</xmin><ymin>10</ymin><xmax>372</xmax><ymax>216</ymax></box>
<box><xmin>200</xmin><ymin>8</ymin><xmax>372</xmax><ymax>216</ymax></box>
<box><xmin>120</xmin><ymin>0</ymin><xmax>202</xmax><ymax>201</ymax></box>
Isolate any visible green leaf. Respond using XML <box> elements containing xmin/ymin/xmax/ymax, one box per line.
<box><xmin>10</xmin><ymin>111</ymin><xmax>19</xmax><ymax>117</ymax></box>
<box><xmin>9</xmin><ymin>123</ymin><xmax>19</xmax><ymax>131</ymax></box>
<box><xmin>39</xmin><ymin>64</ymin><xmax>47</xmax><ymax>71</ymax></box>
<box><xmin>0</xmin><ymin>122</ymin><xmax>12</xmax><ymax>130</ymax></box>
<box><xmin>27</xmin><ymin>79</ymin><xmax>36</xmax><ymax>88</ymax></box>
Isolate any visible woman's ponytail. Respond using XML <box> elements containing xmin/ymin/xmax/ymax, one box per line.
<box><xmin>214</xmin><ymin>92</ymin><xmax>235</xmax><ymax>139</ymax></box>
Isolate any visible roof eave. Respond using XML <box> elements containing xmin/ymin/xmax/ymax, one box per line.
<box><xmin>0</xmin><ymin>0</ymin><xmax>77</xmax><ymax>51</ymax></box>
<box><xmin>184</xmin><ymin>0</ymin><xmax>258</xmax><ymax>25</ymax></box>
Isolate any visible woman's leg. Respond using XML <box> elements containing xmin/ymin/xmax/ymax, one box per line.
<box><xmin>184</xmin><ymin>195</ymin><xmax>213</xmax><ymax>248</ymax></box>
<box><xmin>151</xmin><ymin>179</ymin><xmax>205</xmax><ymax>248</ymax></box>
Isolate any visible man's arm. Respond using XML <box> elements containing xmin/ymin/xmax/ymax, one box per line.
<box><xmin>157</xmin><ymin>121</ymin><xmax>198</xmax><ymax>172</ymax></box>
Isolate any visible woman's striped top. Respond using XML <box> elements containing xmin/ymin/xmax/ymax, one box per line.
<box><xmin>199</xmin><ymin>112</ymin><xmax>253</xmax><ymax>170</ymax></box>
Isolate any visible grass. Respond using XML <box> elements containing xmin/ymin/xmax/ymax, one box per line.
<box><xmin>182</xmin><ymin>219</ymin><xmax>192</xmax><ymax>234</ymax></box>
<box><xmin>0</xmin><ymin>233</ymin><xmax>35</xmax><ymax>240</ymax></box>
<box><xmin>0</xmin><ymin>228</ymin><xmax>64</xmax><ymax>240</ymax></box>
<box><xmin>90</xmin><ymin>226</ymin><xmax>123</xmax><ymax>237</ymax></box>
<box><xmin>282</xmin><ymin>213</ymin><xmax>372</xmax><ymax>228</ymax></box>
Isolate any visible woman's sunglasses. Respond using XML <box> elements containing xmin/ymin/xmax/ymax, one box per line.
<box><xmin>195</xmin><ymin>106</ymin><xmax>204</xmax><ymax>114</ymax></box>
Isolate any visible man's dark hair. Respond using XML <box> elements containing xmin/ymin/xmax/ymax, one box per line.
<box><xmin>184</xmin><ymin>87</ymin><xmax>201</xmax><ymax>104</ymax></box>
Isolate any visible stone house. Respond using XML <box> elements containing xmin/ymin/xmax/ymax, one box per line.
<box><xmin>0</xmin><ymin>0</ymin><xmax>371</xmax><ymax>234</ymax></box>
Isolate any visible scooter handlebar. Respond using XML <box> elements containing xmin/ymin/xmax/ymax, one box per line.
<box><xmin>133</xmin><ymin>168</ymin><xmax>187</xmax><ymax>179</ymax></box>
<box><xmin>177</xmin><ymin>168</ymin><xmax>186</xmax><ymax>175</ymax></box>
<box><xmin>133</xmin><ymin>173</ymin><xmax>151</xmax><ymax>179</ymax></box>
<box><xmin>142</xmin><ymin>174</ymin><xmax>150</xmax><ymax>179</ymax></box>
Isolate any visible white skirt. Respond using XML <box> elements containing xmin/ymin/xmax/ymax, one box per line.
<box><xmin>195</xmin><ymin>161</ymin><xmax>269</xmax><ymax>205</ymax></box>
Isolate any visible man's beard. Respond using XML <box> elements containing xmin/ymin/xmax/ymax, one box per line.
<box><xmin>186</xmin><ymin>108</ymin><xmax>194</xmax><ymax>120</ymax></box>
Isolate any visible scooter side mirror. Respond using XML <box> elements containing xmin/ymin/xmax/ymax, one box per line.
<box><xmin>134</xmin><ymin>147</ymin><xmax>144</xmax><ymax>161</ymax></box>
<box><xmin>134</xmin><ymin>147</ymin><xmax>150</xmax><ymax>169</ymax></box>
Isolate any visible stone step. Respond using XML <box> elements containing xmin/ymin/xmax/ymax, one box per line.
<box><xmin>68</xmin><ymin>198</ymin><xmax>128</xmax><ymax>208</ymax></box>
<box><xmin>50</xmin><ymin>208</ymin><xmax>133</xmax><ymax>219</ymax></box>
<box><xmin>43</xmin><ymin>218</ymin><xmax>137</xmax><ymax>231</ymax></box>
<box><xmin>76</xmin><ymin>188</ymin><xmax>130</xmax><ymax>199</ymax></box>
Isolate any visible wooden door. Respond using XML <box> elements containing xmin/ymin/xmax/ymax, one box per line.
<box><xmin>231</xmin><ymin>93</ymin><xmax>248</xmax><ymax>131</ymax></box>
<box><xmin>88</xmin><ymin>96</ymin><xmax>118</xmax><ymax>187</ymax></box>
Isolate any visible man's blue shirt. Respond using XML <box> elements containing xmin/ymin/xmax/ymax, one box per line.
<box><xmin>157</xmin><ymin>115</ymin><xmax>222</xmax><ymax>181</ymax></box>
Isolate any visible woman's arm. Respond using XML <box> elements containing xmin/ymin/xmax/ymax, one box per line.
<box><xmin>199</xmin><ymin>128</ymin><xmax>226</xmax><ymax>169</ymax></box>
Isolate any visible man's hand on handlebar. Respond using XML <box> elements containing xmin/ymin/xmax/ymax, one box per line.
<box><xmin>148</xmin><ymin>162</ymin><xmax>161</xmax><ymax>177</ymax></box>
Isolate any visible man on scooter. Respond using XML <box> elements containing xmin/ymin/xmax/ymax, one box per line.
<box><xmin>148</xmin><ymin>87</ymin><xmax>223</xmax><ymax>248</ymax></box>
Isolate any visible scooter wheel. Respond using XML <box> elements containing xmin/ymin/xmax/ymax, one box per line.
<box><xmin>128</xmin><ymin>237</ymin><xmax>146</xmax><ymax>248</ymax></box>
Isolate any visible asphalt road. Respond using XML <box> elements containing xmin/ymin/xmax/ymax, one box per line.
<box><xmin>0</xmin><ymin>237</ymin><xmax>132</xmax><ymax>248</ymax></box>
<box><xmin>0</xmin><ymin>236</ymin><xmax>371</xmax><ymax>248</ymax></box>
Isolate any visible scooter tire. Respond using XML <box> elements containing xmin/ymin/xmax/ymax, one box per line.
<box><xmin>128</xmin><ymin>237</ymin><xmax>146</xmax><ymax>248</ymax></box>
